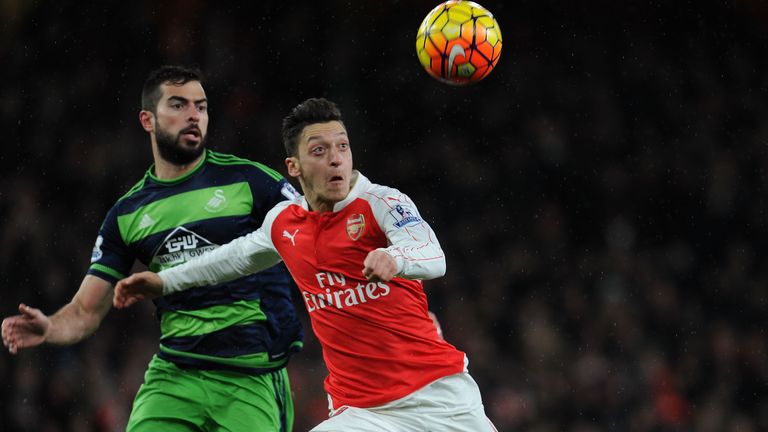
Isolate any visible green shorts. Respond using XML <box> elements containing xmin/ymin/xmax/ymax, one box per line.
<box><xmin>127</xmin><ymin>355</ymin><xmax>293</xmax><ymax>432</ymax></box>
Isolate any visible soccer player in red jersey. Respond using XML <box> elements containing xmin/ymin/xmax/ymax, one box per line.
<box><xmin>114</xmin><ymin>98</ymin><xmax>497</xmax><ymax>431</ymax></box>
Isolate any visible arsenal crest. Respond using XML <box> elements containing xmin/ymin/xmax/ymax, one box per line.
<box><xmin>346</xmin><ymin>214</ymin><xmax>365</xmax><ymax>241</ymax></box>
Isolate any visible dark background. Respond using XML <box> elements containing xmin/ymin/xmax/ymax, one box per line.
<box><xmin>2</xmin><ymin>0</ymin><xmax>768</xmax><ymax>430</ymax></box>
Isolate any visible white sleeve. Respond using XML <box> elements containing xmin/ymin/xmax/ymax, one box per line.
<box><xmin>159</xmin><ymin>204</ymin><xmax>286</xmax><ymax>295</ymax></box>
<box><xmin>368</xmin><ymin>189</ymin><xmax>446</xmax><ymax>280</ymax></box>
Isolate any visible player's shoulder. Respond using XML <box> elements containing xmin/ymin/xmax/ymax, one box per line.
<box><xmin>264</xmin><ymin>197</ymin><xmax>302</xmax><ymax>225</ymax></box>
<box><xmin>116</xmin><ymin>176</ymin><xmax>148</xmax><ymax>202</ymax></box>
<box><xmin>206</xmin><ymin>150</ymin><xmax>284</xmax><ymax>182</ymax></box>
<box><xmin>271</xmin><ymin>198</ymin><xmax>298</xmax><ymax>213</ymax></box>
<box><xmin>356</xmin><ymin>176</ymin><xmax>425</xmax><ymax>228</ymax></box>
<box><xmin>98</xmin><ymin>171</ymin><xmax>152</xmax><ymax>224</ymax></box>
<box><xmin>113</xmin><ymin>168</ymin><xmax>154</xmax><ymax>207</ymax></box>
<box><xmin>360</xmin><ymin>177</ymin><xmax>411</xmax><ymax>209</ymax></box>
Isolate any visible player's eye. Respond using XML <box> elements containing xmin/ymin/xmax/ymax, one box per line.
<box><xmin>198</xmin><ymin>105</ymin><xmax>208</xmax><ymax>113</ymax></box>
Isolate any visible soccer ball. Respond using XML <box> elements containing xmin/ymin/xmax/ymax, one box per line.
<box><xmin>415</xmin><ymin>1</ymin><xmax>502</xmax><ymax>85</ymax></box>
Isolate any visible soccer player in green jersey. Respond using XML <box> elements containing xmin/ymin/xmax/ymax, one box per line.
<box><xmin>1</xmin><ymin>66</ymin><xmax>303</xmax><ymax>431</ymax></box>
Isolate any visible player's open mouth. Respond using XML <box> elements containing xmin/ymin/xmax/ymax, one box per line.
<box><xmin>329</xmin><ymin>175</ymin><xmax>344</xmax><ymax>184</ymax></box>
<box><xmin>181</xmin><ymin>127</ymin><xmax>201</xmax><ymax>140</ymax></box>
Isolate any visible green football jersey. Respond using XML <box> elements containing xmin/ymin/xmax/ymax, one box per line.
<box><xmin>88</xmin><ymin>150</ymin><xmax>303</xmax><ymax>373</ymax></box>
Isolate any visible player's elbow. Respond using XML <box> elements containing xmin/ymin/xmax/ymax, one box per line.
<box><xmin>423</xmin><ymin>256</ymin><xmax>446</xmax><ymax>280</ymax></box>
<box><xmin>436</xmin><ymin>256</ymin><xmax>446</xmax><ymax>277</ymax></box>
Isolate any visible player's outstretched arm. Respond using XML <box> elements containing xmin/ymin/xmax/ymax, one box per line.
<box><xmin>2</xmin><ymin>275</ymin><xmax>113</xmax><ymax>354</ymax></box>
<box><xmin>113</xmin><ymin>271</ymin><xmax>163</xmax><ymax>309</ymax></box>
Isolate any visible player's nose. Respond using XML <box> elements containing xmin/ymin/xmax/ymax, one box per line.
<box><xmin>186</xmin><ymin>105</ymin><xmax>201</xmax><ymax>122</ymax></box>
<box><xmin>328</xmin><ymin>148</ymin><xmax>343</xmax><ymax>166</ymax></box>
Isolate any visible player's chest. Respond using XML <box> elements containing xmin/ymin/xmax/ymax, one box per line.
<box><xmin>129</xmin><ymin>198</ymin><xmax>257</xmax><ymax>268</ymax></box>
<box><xmin>273</xmin><ymin>206</ymin><xmax>386</xmax><ymax>274</ymax></box>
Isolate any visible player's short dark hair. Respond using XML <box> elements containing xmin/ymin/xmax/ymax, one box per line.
<box><xmin>282</xmin><ymin>98</ymin><xmax>344</xmax><ymax>157</ymax></box>
<box><xmin>141</xmin><ymin>65</ymin><xmax>204</xmax><ymax>113</ymax></box>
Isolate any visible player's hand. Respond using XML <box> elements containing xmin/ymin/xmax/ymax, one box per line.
<box><xmin>1</xmin><ymin>304</ymin><xmax>51</xmax><ymax>354</ymax></box>
<box><xmin>362</xmin><ymin>250</ymin><xmax>397</xmax><ymax>282</ymax></box>
<box><xmin>113</xmin><ymin>271</ymin><xmax>164</xmax><ymax>309</ymax></box>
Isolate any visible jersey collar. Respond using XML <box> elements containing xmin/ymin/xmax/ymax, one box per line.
<box><xmin>147</xmin><ymin>150</ymin><xmax>208</xmax><ymax>185</ymax></box>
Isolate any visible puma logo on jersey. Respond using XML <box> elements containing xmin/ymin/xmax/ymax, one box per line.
<box><xmin>138</xmin><ymin>214</ymin><xmax>155</xmax><ymax>229</ymax></box>
<box><xmin>283</xmin><ymin>229</ymin><xmax>299</xmax><ymax>246</ymax></box>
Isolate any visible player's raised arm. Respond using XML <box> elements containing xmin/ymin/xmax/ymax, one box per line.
<box><xmin>114</xmin><ymin>226</ymin><xmax>282</xmax><ymax>308</ymax></box>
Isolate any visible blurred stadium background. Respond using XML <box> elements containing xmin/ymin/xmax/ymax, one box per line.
<box><xmin>2</xmin><ymin>0</ymin><xmax>767</xmax><ymax>430</ymax></box>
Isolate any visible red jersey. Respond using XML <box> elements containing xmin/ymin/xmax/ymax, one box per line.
<box><xmin>161</xmin><ymin>172</ymin><xmax>466</xmax><ymax>408</ymax></box>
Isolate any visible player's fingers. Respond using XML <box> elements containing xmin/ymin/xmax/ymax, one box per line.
<box><xmin>369</xmin><ymin>262</ymin><xmax>393</xmax><ymax>282</ymax></box>
<box><xmin>123</xmin><ymin>273</ymin><xmax>143</xmax><ymax>285</ymax></box>
<box><xmin>18</xmin><ymin>303</ymin><xmax>40</xmax><ymax>319</ymax></box>
<box><xmin>3</xmin><ymin>318</ymin><xmax>20</xmax><ymax>348</ymax></box>
<box><xmin>2</xmin><ymin>318</ymin><xmax>15</xmax><ymax>342</ymax></box>
<box><xmin>7</xmin><ymin>330</ymin><xmax>23</xmax><ymax>352</ymax></box>
<box><xmin>112</xmin><ymin>284</ymin><xmax>123</xmax><ymax>308</ymax></box>
<box><xmin>122</xmin><ymin>295</ymin><xmax>138</xmax><ymax>308</ymax></box>
<box><xmin>362</xmin><ymin>263</ymin><xmax>381</xmax><ymax>281</ymax></box>
<box><xmin>12</xmin><ymin>335</ymin><xmax>29</xmax><ymax>350</ymax></box>
<box><xmin>113</xmin><ymin>278</ymin><xmax>133</xmax><ymax>306</ymax></box>
<box><xmin>113</xmin><ymin>290</ymin><xmax>126</xmax><ymax>309</ymax></box>
<box><xmin>114</xmin><ymin>284</ymin><xmax>140</xmax><ymax>309</ymax></box>
<box><xmin>362</xmin><ymin>252</ymin><xmax>373</xmax><ymax>268</ymax></box>
<box><xmin>363</xmin><ymin>253</ymin><xmax>382</xmax><ymax>277</ymax></box>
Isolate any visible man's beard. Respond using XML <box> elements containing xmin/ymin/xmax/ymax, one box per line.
<box><xmin>156</xmin><ymin>126</ymin><xmax>206</xmax><ymax>165</ymax></box>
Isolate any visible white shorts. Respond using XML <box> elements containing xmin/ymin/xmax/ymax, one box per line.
<box><xmin>310</xmin><ymin>371</ymin><xmax>497</xmax><ymax>432</ymax></box>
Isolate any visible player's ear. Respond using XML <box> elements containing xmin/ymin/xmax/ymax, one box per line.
<box><xmin>139</xmin><ymin>110</ymin><xmax>155</xmax><ymax>133</ymax></box>
<box><xmin>285</xmin><ymin>156</ymin><xmax>301</xmax><ymax>178</ymax></box>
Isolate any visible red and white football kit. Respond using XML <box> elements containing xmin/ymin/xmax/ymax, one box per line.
<box><xmin>159</xmin><ymin>172</ymin><xmax>494</xmax><ymax>430</ymax></box>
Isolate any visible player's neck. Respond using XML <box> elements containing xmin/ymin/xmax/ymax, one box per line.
<box><xmin>304</xmin><ymin>171</ymin><xmax>358</xmax><ymax>213</ymax></box>
<box><xmin>305</xmin><ymin>192</ymin><xmax>335</xmax><ymax>213</ymax></box>
<box><xmin>154</xmin><ymin>154</ymin><xmax>205</xmax><ymax>180</ymax></box>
